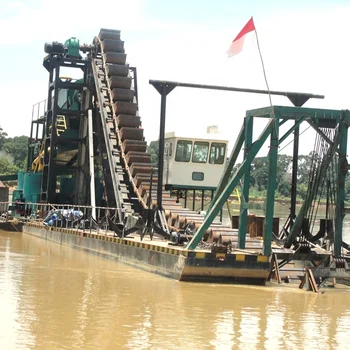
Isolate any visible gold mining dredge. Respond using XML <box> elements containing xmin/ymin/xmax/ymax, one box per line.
<box><xmin>7</xmin><ymin>28</ymin><xmax>350</xmax><ymax>289</ymax></box>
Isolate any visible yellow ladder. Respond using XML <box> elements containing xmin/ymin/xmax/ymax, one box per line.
<box><xmin>56</xmin><ymin>115</ymin><xmax>67</xmax><ymax>136</ymax></box>
<box><xmin>226</xmin><ymin>186</ymin><xmax>242</xmax><ymax>217</ymax></box>
<box><xmin>230</xmin><ymin>187</ymin><xmax>241</xmax><ymax>204</ymax></box>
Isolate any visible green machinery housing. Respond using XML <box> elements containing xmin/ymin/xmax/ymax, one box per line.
<box><xmin>25</xmin><ymin>37</ymin><xmax>105</xmax><ymax>206</ymax></box>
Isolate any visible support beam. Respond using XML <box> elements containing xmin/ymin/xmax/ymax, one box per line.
<box><xmin>279</xmin><ymin>119</ymin><xmax>288</xmax><ymax>127</ymax></box>
<box><xmin>149</xmin><ymin>80</ymin><xmax>324</xmax><ymax>104</ymax></box>
<box><xmin>47</xmin><ymin>64</ymin><xmax>60</xmax><ymax>203</ymax></box>
<box><xmin>88</xmin><ymin>110</ymin><xmax>96</xmax><ymax>220</ymax></box>
<box><xmin>75</xmin><ymin>64</ymin><xmax>92</xmax><ymax>205</ymax></box>
<box><xmin>247</xmin><ymin>106</ymin><xmax>348</xmax><ymax>121</ymax></box>
<box><xmin>187</xmin><ymin>119</ymin><xmax>274</xmax><ymax>250</ymax></box>
<box><xmin>238</xmin><ymin>116</ymin><xmax>253</xmax><ymax>249</ymax></box>
<box><xmin>149</xmin><ymin>82</ymin><xmax>175</xmax><ymax>210</ymax></box>
<box><xmin>75</xmin><ymin>108</ymin><xmax>88</xmax><ymax>204</ymax></box>
<box><xmin>153</xmin><ymin>83</ymin><xmax>175</xmax><ymax>210</ymax></box>
<box><xmin>290</xmin><ymin>121</ymin><xmax>299</xmax><ymax>220</ymax></box>
<box><xmin>334</xmin><ymin>117</ymin><xmax>348</xmax><ymax>258</ymax></box>
<box><xmin>263</xmin><ymin>118</ymin><xmax>279</xmax><ymax>255</ymax></box>
<box><xmin>278</xmin><ymin>116</ymin><xmax>306</xmax><ymax>145</ymax></box>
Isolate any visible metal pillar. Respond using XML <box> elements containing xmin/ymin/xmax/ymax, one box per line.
<box><xmin>44</xmin><ymin>63</ymin><xmax>60</xmax><ymax>203</ymax></box>
<box><xmin>334</xmin><ymin>117</ymin><xmax>348</xmax><ymax>258</ymax></box>
<box><xmin>290</xmin><ymin>122</ymin><xmax>299</xmax><ymax>221</ymax></box>
<box><xmin>157</xmin><ymin>85</ymin><xmax>167</xmax><ymax>210</ymax></box>
<box><xmin>238</xmin><ymin>116</ymin><xmax>253</xmax><ymax>249</ymax></box>
<box><xmin>88</xmin><ymin>110</ymin><xmax>96</xmax><ymax>220</ymax></box>
<box><xmin>150</xmin><ymin>82</ymin><xmax>175</xmax><ymax>210</ymax></box>
<box><xmin>75</xmin><ymin>79</ymin><xmax>91</xmax><ymax>204</ymax></box>
<box><xmin>75</xmin><ymin>112</ymin><xmax>88</xmax><ymax>203</ymax></box>
<box><xmin>263</xmin><ymin>119</ymin><xmax>279</xmax><ymax>256</ymax></box>
<box><xmin>277</xmin><ymin>116</ymin><xmax>306</xmax><ymax>237</ymax></box>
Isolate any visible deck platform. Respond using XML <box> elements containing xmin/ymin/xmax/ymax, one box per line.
<box><xmin>22</xmin><ymin>221</ymin><xmax>272</xmax><ymax>285</ymax></box>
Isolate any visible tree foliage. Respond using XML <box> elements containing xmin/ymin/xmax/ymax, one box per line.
<box><xmin>3</xmin><ymin>136</ymin><xmax>28</xmax><ymax>168</ymax></box>
<box><xmin>239</xmin><ymin>151</ymin><xmax>345</xmax><ymax>200</ymax></box>
<box><xmin>0</xmin><ymin>127</ymin><xmax>28</xmax><ymax>175</ymax></box>
<box><xmin>0</xmin><ymin>126</ymin><xmax>8</xmax><ymax>150</ymax></box>
<box><xmin>248</xmin><ymin>155</ymin><xmax>292</xmax><ymax>198</ymax></box>
<box><xmin>0</xmin><ymin>151</ymin><xmax>18</xmax><ymax>175</ymax></box>
<box><xmin>147</xmin><ymin>140</ymin><xmax>159</xmax><ymax>164</ymax></box>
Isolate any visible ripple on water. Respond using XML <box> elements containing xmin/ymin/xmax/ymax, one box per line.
<box><xmin>1</xmin><ymin>230</ymin><xmax>350</xmax><ymax>350</ymax></box>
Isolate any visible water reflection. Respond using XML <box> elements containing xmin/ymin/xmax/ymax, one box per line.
<box><xmin>210</xmin><ymin>310</ymin><xmax>235</xmax><ymax>349</ymax></box>
<box><xmin>1</xmin><ymin>230</ymin><xmax>350</xmax><ymax>350</ymax></box>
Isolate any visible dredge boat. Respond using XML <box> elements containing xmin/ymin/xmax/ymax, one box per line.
<box><xmin>2</xmin><ymin>28</ymin><xmax>350</xmax><ymax>289</ymax></box>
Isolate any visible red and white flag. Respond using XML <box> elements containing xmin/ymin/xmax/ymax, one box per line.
<box><xmin>227</xmin><ymin>17</ymin><xmax>256</xmax><ymax>58</ymax></box>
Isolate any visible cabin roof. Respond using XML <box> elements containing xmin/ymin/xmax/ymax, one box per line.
<box><xmin>165</xmin><ymin>131</ymin><xmax>228</xmax><ymax>142</ymax></box>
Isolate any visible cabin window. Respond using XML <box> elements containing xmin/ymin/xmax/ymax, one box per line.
<box><xmin>175</xmin><ymin>140</ymin><xmax>192</xmax><ymax>162</ymax></box>
<box><xmin>57</xmin><ymin>89</ymin><xmax>68</xmax><ymax>109</ymax></box>
<box><xmin>209</xmin><ymin>142</ymin><xmax>226</xmax><ymax>164</ymax></box>
<box><xmin>165</xmin><ymin>142</ymin><xmax>173</xmax><ymax>157</ymax></box>
<box><xmin>169</xmin><ymin>142</ymin><xmax>173</xmax><ymax>157</ymax></box>
<box><xmin>192</xmin><ymin>141</ymin><xmax>209</xmax><ymax>163</ymax></box>
<box><xmin>192</xmin><ymin>172</ymin><xmax>204</xmax><ymax>181</ymax></box>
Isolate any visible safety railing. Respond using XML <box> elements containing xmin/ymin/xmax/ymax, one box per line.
<box><xmin>0</xmin><ymin>201</ymin><xmax>126</xmax><ymax>236</ymax></box>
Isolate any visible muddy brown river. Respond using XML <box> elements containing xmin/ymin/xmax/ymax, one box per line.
<box><xmin>1</xmin><ymin>227</ymin><xmax>350</xmax><ymax>349</ymax></box>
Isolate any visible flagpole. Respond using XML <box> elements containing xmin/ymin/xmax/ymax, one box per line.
<box><xmin>252</xmin><ymin>16</ymin><xmax>272</xmax><ymax>106</ymax></box>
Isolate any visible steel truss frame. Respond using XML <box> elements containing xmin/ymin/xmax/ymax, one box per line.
<box><xmin>187</xmin><ymin>106</ymin><xmax>350</xmax><ymax>259</ymax></box>
<box><xmin>41</xmin><ymin>55</ymin><xmax>92</xmax><ymax>204</ymax></box>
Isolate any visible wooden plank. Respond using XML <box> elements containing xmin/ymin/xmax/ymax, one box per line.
<box><xmin>299</xmin><ymin>273</ymin><xmax>307</xmax><ymax>289</ymax></box>
<box><xmin>274</xmin><ymin>253</ymin><xmax>281</xmax><ymax>284</ymax></box>
<box><xmin>308</xmin><ymin>269</ymin><xmax>318</xmax><ymax>293</ymax></box>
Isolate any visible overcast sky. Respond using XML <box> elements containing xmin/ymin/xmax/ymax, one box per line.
<box><xmin>1</xmin><ymin>0</ymin><xmax>350</xmax><ymax>160</ymax></box>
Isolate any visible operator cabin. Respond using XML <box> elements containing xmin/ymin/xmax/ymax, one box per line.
<box><xmin>163</xmin><ymin>126</ymin><xmax>228</xmax><ymax>191</ymax></box>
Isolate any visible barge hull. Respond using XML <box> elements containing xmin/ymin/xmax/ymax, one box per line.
<box><xmin>23</xmin><ymin>223</ymin><xmax>271</xmax><ymax>284</ymax></box>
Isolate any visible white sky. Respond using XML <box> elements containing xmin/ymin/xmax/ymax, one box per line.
<box><xmin>1</xmin><ymin>0</ymin><xmax>350</xmax><ymax>160</ymax></box>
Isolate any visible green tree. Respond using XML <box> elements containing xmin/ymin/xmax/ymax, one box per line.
<box><xmin>238</xmin><ymin>155</ymin><xmax>293</xmax><ymax>197</ymax></box>
<box><xmin>297</xmin><ymin>154</ymin><xmax>312</xmax><ymax>185</ymax></box>
<box><xmin>3</xmin><ymin>135</ymin><xmax>28</xmax><ymax>169</ymax></box>
<box><xmin>251</xmin><ymin>157</ymin><xmax>268</xmax><ymax>191</ymax></box>
<box><xmin>0</xmin><ymin>151</ymin><xmax>18</xmax><ymax>175</ymax></box>
<box><xmin>147</xmin><ymin>140</ymin><xmax>159</xmax><ymax>164</ymax></box>
<box><xmin>345</xmin><ymin>173</ymin><xmax>350</xmax><ymax>202</ymax></box>
<box><xmin>296</xmin><ymin>183</ymin><xmax>309</xmax><ymax>199</ymax></box>
<box><xmin>0</xmin><ymin>126</ymin><xmax>8</xmax><ymax>150</ymax></box>
<box><xmin>276</xmin><ymin>154</ymin><xmax>292</xmax><ymax>197</ymax></box>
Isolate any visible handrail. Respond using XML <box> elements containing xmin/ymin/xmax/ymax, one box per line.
<box><xmin>0</xmin><ymin>201</ymin><xmax>125</xmax><ymax>235</ymax></box>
